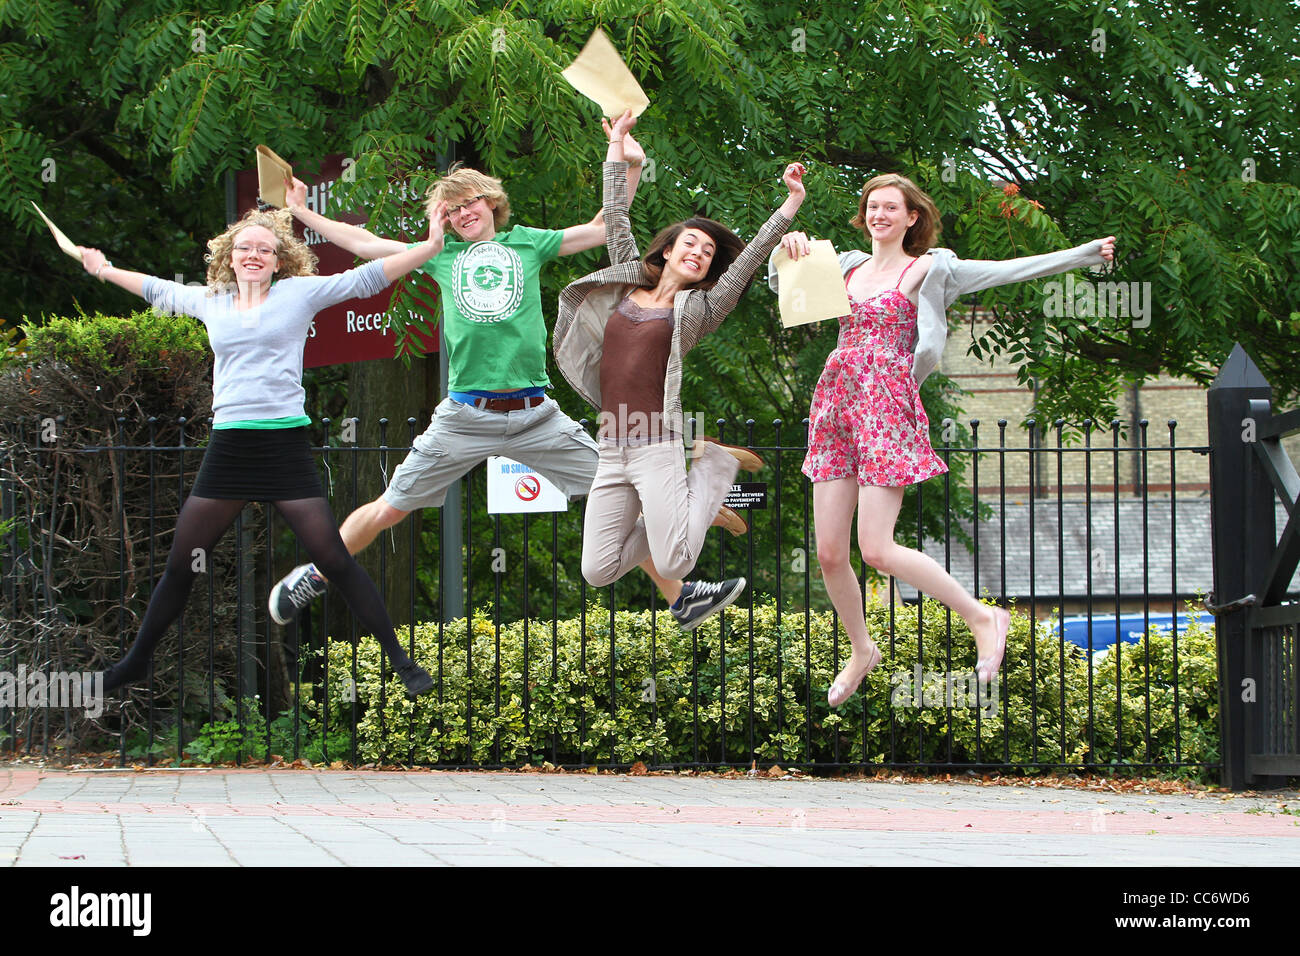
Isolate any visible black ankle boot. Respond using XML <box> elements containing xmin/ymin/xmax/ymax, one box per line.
<box><xmin>102</xmin><ymin>659</ymin><xmax>148</xmax><ymax>693</ymax></box>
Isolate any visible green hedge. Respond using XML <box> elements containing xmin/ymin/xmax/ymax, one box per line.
<box><xmin>21</xmin><ymin>309</ymin><xmax>210</xmax><ymax>372</ymax></box>
<box><xmin>317</xmin><ymin>599</ymin><xmax>1219</xmax><ymax>776</ymax></box>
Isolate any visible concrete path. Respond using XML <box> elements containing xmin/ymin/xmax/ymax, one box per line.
<box><xmin>1</xmin><ymin>767</ymin><xmax>1297</xmax><ymax>866</ymax></box>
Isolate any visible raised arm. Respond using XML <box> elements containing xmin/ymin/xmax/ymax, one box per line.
<box><xmin>78</xmin><ymin>245</ymin><xmax>213</xmax><ymax>320</ymax></box>
<box><xmin>285</xmin><ymin>177</ymin><xmax>410</xmax><ymax>259</ymax></box>
<box><xmin>696</xmin><ymin>162</ymin><xmax>806</xmax><ymax>336</ymax></box>
<box><xmin>557</xmin><ymin>110</ymin><xmax>643</xmax><ymax>257</ymax></box>
<box><xmin>557</xmin><ymin>212</ymin><xmax>606</xmax><ymax>258</ymax></box>
<box><xmin>950</xmin><ymin>235</ymin><xmax>1117</xmax><ymax>297</ymax></box>
<box><xmin>615</xmin><ymin>123</ymin><xmax>645</xmax><ymax>209</ymax></box>
<box><xmin>77</xmin><ymin>247</ymin><xmax>149</xmax><ymax>298</ymax></box>
<box><xmin>380</xmin><ymin>207</ymin><xmax>448</xmax><ymax>283</ymax></box>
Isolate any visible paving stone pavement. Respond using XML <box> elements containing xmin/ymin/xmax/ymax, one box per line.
<box><xmin>1</xmin><ymin>767</ymin><xmax>1297</xmax><ymax>866</ymax></box>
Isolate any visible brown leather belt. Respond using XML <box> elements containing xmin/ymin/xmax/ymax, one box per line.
<box><xmin>466</xmin><ymin>395</ymin><xmax>546</xmax><ymax>412</ymax></box>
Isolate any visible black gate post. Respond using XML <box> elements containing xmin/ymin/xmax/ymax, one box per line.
<box><xmin>1208</xmin><ymin>344</ymin><xmax>1278</xmax><ymax>789</ymax></box>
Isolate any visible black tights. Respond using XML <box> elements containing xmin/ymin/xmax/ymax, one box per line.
<box><xmin>106</xmin><ymin>495</ymin><xmax>411</xmax><ymax>691</ymax></box>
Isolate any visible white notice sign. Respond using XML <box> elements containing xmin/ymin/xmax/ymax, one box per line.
<box><xmin>486</xmin><ymin>456</ymin><xmax>569</xmax><ymax>514</ymax></box>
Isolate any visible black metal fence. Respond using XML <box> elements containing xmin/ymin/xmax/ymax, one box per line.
<box><xmin>1</xmin><ymin>412</ymin><xmax>1225</xmax><ymax>775</ymax></box>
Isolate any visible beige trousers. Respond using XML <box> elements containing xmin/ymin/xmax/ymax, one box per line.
<box><xmin>581</xmin><ymin>439</ymin><xmax>739</xmax><ymax>585</ymax></box>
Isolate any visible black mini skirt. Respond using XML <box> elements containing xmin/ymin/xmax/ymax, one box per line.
<box><xmin>190</xmin><ymin>427</ymin><xmax>323</xmax><ymax>501</ymax></box>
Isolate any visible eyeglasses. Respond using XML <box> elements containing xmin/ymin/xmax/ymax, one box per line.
<box><xmin>447</xmin><ymin>195</ymin><xmax>486</xmax><ymax>216</ymax></box>
<box><xmin>233</xmin><ymin>243</ymin><xmax>278</xmax><ymax>257</ymax></box>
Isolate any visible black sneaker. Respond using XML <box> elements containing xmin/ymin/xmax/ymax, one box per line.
<box><xmin>269</xmin><ymin>563</ymin><xmax>328</xmax><ymax>625</ymax></box>
<box><xmin>396</xmin><ymin>661</ymin><xmax>434</xmax><ymax>697</ymax></box>
<box><xmin>671</xmin><ymin>577</ymin><xmax>746</xmax><ymax>631</ymax></box>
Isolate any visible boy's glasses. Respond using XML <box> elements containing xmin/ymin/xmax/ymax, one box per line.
<box><xmin>447</xmin><ymin>195</ymin><xmax>486</xmax><ymax>216</ymax></box>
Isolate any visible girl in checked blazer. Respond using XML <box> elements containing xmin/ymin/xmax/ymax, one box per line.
<box><xmin>553</xmin><ymin>113</ymin><xmax>805</xmax><ymax>627</ymax></box>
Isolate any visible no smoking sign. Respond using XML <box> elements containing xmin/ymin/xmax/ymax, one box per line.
<box><xmin>515</xmin><ymin>475</ymin><xmax>541</xmax><ymax>501</ymax></box>
<box><xmin>487</xmin><ymin>457</ymin><xmax>569</xmax><ymax>514</ymax></box>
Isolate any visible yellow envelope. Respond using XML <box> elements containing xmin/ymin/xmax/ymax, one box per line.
<box><xmin>30</xmin><ymin>201</ymin><xmax>83</xmax><ymax>262</ymax></box>
<box><xmin>773</xmin><ymin>240</ymin><xmax>852</xmax><ymax>328</ymax></box>
<box><xmin>561</xmin><ymin>28</ymin><xmax>649</xmax><ymax>118</ymax></box>
<box><xmin>255</xmin><ymin>144</ymin><xmax>293</xmax><ymax>207</ymax></box>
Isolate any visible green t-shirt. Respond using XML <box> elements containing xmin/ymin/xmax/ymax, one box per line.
<box><xmin>412</xmin><ymin>225</ymin><xmax>565</xmax><ymax>392</ymax></box>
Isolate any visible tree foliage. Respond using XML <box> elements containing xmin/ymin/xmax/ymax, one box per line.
<box><xmin>3</xmin><ymin>0</ymin><xmax>1298</xmax><ymax>425</ymax></box>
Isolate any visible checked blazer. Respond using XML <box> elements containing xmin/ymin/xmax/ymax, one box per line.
<box><xmin>554</xmin><ymin>161</ymin><xmax>793</xmax><ymax>436</ymax></box>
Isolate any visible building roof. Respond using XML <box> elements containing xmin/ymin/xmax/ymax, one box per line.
<box><xmin>894</xmin><ymin>497</ymin><xmax>1297</xmax><ymax>602</ymax></box>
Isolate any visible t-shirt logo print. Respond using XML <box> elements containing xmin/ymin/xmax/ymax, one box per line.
<box><xmin>452</xmin><ymin>241</ymin><xmax>524</xmax><ymax>323</ymax></box>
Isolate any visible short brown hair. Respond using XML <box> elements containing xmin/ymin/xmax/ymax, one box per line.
<box><xmin>425</xmin><ymin>163</ymin><xmax>510</xmax><ymax>230</ymax></box>
<box><xmin>850</xmin><ymin>173</ymin><xmax>941</xmax><ymax>257</ymax></box>
<box><xmin>639</xmin><ymin>218</ymin><xmax>745</xmax><ymax>292</ymax></box>
<box><xmin>204</xmin><ymin>208</ymin><xmax>316</xmax><ymax>292</ymax></box>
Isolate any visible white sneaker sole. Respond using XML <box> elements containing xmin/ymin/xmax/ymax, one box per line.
<box><xmin>677</xmin><ymin>577</ymin><xmax>747</xmax><ymax>631</ymax></box>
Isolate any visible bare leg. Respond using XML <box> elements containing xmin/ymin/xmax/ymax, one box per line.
<box><xmin>328</xmin><ymin>490</ymin><xmax>687</xmax><ymax>611</ymax></box>
<box><xmin>642</xmin><ymin>560</ymin><xmax>682</xmax><ymax>605</ymax></box>
<box><xmin>338</xmin><ymin>497</ymin><xmax>410</xmax><ymax>555</ymax></box>
<box><xmin>644</xmin><ymin>505</ymin><xmax>745</xmax><ymax>606</ymax></box>
<box><xmin>337</xmin><ymin>494</ymin><xmax>684</xmax><ymax>605</ymax></box>
<box><xmin>813</xmin><ymin>479</ymin><xmax>880</xmax><ymax>692</ymax></box>
<box><xmin>303</xmin><ymin>497</ymin><xmax>411</xmax><ymax>583</ymax></box>
<box><xmin>855</xmin><ymin>485</ymin><xmax>1000</xmax><ymax>660</ymax></box>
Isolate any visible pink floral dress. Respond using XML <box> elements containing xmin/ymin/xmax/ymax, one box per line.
<box><xmin>802</xmin><ymin>274</ymin><xmax>948</xmax><ymax>487</ymax></box>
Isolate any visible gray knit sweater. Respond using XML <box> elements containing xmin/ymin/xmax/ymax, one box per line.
<box><xmin>143</xmin><ymin>259</ymin><xmax>389</xmax><ymax>424</ymax></box>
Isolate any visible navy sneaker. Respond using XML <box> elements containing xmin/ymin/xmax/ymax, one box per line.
<box><xmin>269</xmin><ymin>563</ymin><xmax>328</xmax><ymax>625</ymax></box>
<box><xmin>671</xmin><ymin>577</ymin><xmax>746</xmax><ymax>631</ymax></box>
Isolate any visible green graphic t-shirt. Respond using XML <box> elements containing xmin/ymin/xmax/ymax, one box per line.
<box><xmin>412</xmin><ymin>225</ymin><xmax>564</xmax><ymax>392</ymax></box>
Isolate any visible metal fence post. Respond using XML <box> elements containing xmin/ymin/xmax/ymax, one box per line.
<box><xmin>1207</xmin><ymin>344</ymin><xmax>1277</xmax><ymax>790</ymax></box>
<box><xmin>439</xmin><ymin>321</ymin><xmax>463</xmax><ymax>622</ymax></box>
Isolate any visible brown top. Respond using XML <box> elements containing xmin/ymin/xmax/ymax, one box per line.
<box><xmin>598</xmin><ymin>296</ymin><xmax>675</xmax><ymax>441</ymax></box>
<box><xmin>554</xmin><ymin>161</ymin><xmax>795</xmax><ymax>435</ymax></box>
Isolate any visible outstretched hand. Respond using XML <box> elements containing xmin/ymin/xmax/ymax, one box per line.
<box><xmin>783</xmin><ymin>162</ymin><xmax>807</xmax><ymax>200</ymax></box>
<box><xmin>777</xmin><ymin>163</ymin><xmax>807</xmax><ymax>219</ymax></box>
<box><xmin>622</xmin><ymin>131</ymin><xmax>646</xmax><ymax>167</ymax></box>
<box><xmin>285</xmin><ymin>176</ymin><xmax>308</xmax><ymax>210</ymax></box>
<box><xmin>602</xmin><ymin>108</ymin><xmax>636</xmax><ymax>143</ymax></box>
<box><xmin>77</xmin><ymin>246</ymin><xmax>107</xmax><ymax>276</ymax></box>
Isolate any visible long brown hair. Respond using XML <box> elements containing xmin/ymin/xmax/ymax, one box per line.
<box><xmin>850</xmin><ymin>173</ymin><xmax>941</xmax><ymax>257</ymax></box>
<box><xmin>639</xmin><ymin>217</ymin><xmax>745</xmax><ymax>292</ymax></box>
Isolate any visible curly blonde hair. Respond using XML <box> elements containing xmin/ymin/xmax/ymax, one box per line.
<box><xmin>204</xmin><ymin>208</ymin><xmax>317</xmax><ymax>291</ymax></box>
<box><xmin>425</xmin><ymin>163</ymin><xmax>510</xmax><ymax>230</ymax></box>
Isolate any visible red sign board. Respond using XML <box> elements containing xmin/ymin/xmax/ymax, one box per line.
<box><xmin>234</xmin><ymin>154</ymin><xmax>438</xmax><ymax>367</ymax></box>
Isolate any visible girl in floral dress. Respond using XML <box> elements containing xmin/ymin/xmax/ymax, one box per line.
<box><xmin>775</xmin><ymin>174</ymin><xmax>1115</xmax><ymax>706</ymax></box>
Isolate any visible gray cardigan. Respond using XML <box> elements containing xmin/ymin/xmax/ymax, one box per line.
<box><xmin>768</xmin><ymin>239</ymin><xmax>1107</xmax><ymax>384</ymax></box>
<box><xmin>555</xmin><ymin>161</ymin><xmax>793</xmax><ymax>434</ymax></box>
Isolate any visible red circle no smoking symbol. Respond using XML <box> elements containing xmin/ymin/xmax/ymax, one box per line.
<box><xmin>515</xmin><ymin>475</ymin><xmax>541</xmax><ymax>501</ymax></box>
